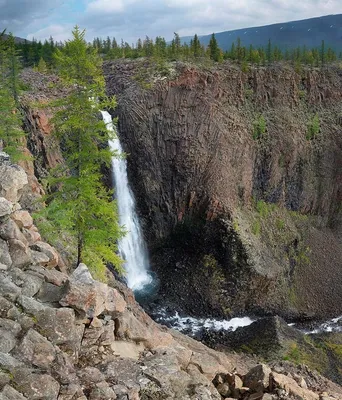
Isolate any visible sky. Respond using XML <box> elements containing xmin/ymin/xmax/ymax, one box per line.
<box><xmin>0</xmin><ymin>0</ymin><xmax>341</xmax><ymax>43</ymax></box>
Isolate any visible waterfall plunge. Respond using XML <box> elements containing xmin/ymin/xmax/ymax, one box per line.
<box><xmin>101</xmin><ymin>111</ymin><xmax>152</xmax><ymax>291</ymax></box>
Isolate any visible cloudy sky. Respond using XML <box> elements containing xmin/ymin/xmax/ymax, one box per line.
<box><xmin>0</xmin><ymin>0</ymin><xmax>341</xmax><ymax>43</ymax></box>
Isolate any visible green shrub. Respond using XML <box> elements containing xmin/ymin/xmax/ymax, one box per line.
<box><xmin>306</xmin><ymin>114</ymin><xmax>320</xmax><ymax>140</ymax></box>
<box><xmin>256</xmin><ymin>200</ymin><xmax>269</xmax><ymax>218</ymax></box>
<box><xmin>253</xmin><ymin>115</ymin><xmax>267</xmax><ymax>140</ymax></box>
<box><xmin>252</xmin><ymin>220</ymin><xmax>261</xmax><ymax>236</ymax></box>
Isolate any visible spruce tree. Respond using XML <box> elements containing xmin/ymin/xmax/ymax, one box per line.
<box><xmin>43</xmin><ymin>26</ymin><xmax>123</xmax><ymax>278</ymax></box>
<box><xmin>208</xmin><ymin>33</ymin><xmax>220</xmax><ymax>62</ymax></box>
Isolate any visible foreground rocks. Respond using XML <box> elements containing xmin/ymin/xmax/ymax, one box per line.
<box><xmin>0</xmin><ymin>156</ymin><xmax>341</xmax><ymax>399</ymax></box>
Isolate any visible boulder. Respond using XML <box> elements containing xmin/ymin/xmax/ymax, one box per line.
<box><xmin>8</xmin><ymin>240</ymin><xmax>31</xmax><ymax>269</ymax></box>
<box><xmin>89</xmin><ymin>381</ymin><xmax>116</xmax><ymax>400</ymax></box>
<box><xmin>14</xmin><ymin>329</ymin><xmax>56</xmax><ymax>370</ymax></box>
<box><xmin>203</xmin><ymin>316</ymin><xmax>305</xmax><ymax>360</ymax></box>
<box><xmin>0</xmin><ymin>353</ymin><xmax>24</xmax><ymax>372</ymax></box>
<box><xmin>34</xmin><ymin>307</ymin><xmax>84</xmax><ymax>360</ymax></box>
<box><xmin>0</xmin><ymin>385</ymin><xmax>27</xmax><ymax>400</ymax></box>
<box><xmin>0</xmin><ymin>164</ymin><xmax>28</xmax><ymax>203</ymax></box>
<box><xmin>60</xmin><ymin>264</ymin><xmax>126</xmax><ymax>318</ymax></box>
<box><xmin>0</xmin><ymin>198</ymin><xmax>12</xmax><ymax>219</ymax></box>
<box><xmin>0</xmin><ymin>276</ymin><xmax>21</xmax><ymax>302</ymax></box>
<box><xmin>0</xmin><ymin>240</ymin><xmax>12</xmax><ymax>269</ymax></box>
<box><xmin>30</xmin><ymin>241</ymin><xmax>58</xmax><ymax>268</ymax></box>
<box><xmin>270</xmin><ymin>371</ymin><xmax>320</xmax><ymax>400</ymax></box>
<box><xmin>22</xmin><ymin>227</ymin><xmax>41</xmax><ymax>246</ymax></box>
<box><xmin>11</xmin><ymin>368</ymin><xmax>60</xmax><ymax>400</ymax></box>
<box><xmin>0</xmin><ymin>319</ymin><xmax>21</xmax><ymax>352</ymax></box>
<box><xmin>10</xmin><ymin>211</ymin><xmax>33</xmax><ymax>230</ymax></box>
<box><xmin>244</xmin><ymin>364</ymin><xmax>272</xmax><ymax>392</ymax></box>
<box><xmin>0</xmin><ymin>220</ymin><xmax>28</xmax><ymax>245</ymax></box>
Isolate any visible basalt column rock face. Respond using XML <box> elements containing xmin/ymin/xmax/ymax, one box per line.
<box><xmin>104</xmin><ymin>61</ymin><xmax>342</xmax><ymax>320</ymax></box>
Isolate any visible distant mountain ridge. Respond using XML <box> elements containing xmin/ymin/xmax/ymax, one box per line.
<box><xmin>182</xmin><ymin>14</ymin><xmax>342</xmax><ymax>52</ymax></box>
<box><xmin>1</xmin><ymin>32</ymin><xmax>29</xmax><ymax>44</ymax></box>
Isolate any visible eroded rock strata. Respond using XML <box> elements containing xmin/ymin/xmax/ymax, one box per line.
<box><xmin>104</xmin><ymin>60</ymin><xmax>342</xmax><ymax>320</ymax></box>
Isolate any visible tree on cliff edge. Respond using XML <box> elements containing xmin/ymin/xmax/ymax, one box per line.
<box><xmin>208</xmin><ymin>33</ymin><xmax>222</xmax><ymax>62</ymax></box>
<box><xmin>42</xmin><ymin>26</ymin><xmax>123</xmax><ymax>279</ymax></box>
<box><xmin>0</xmin><ymin>32</ymin><xmax>26</xmax><ymax>161</ymax></box>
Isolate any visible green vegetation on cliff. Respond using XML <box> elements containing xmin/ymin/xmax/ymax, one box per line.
<box><xmin>40</xmin><ymin>27</ymin><xmax>123</xmax><ymax>279</ymax></box>
<box><xmin>0</xmin><ymin>32</ymin><xmax>26</xmax><ymax>161</ymax></box>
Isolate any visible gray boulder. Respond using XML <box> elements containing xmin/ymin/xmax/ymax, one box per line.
<box><xmin>0</xmin><ymin>240</ymin><xmax>11</xmax><ymax>269</ymax></box>
<box><xmin>0</xmin><ymin>198</ymin><xmax>12</xmax><ymax>219</ymax></box>
<box><xmin>0</xmin><ymin>164</ymin><xmax>28</xmax><ymax>203</ymax></box>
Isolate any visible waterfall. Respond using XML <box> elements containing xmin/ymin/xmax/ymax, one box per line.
<box><xmin>101</xmin><ymin>111</ymin><xmax>152</xmax><ymax>291</ymax></box>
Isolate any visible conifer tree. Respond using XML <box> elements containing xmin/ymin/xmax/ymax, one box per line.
<box><xmin>43</xmin><ymin>26</ymin><xmax>123</xmax><ymax>278</ymax></box>
<box><xmin>0</xmin><ymin>32</ymin><xmax>26</xmax><ymax>161</ymax></box>
<box><xmin>191</xmin><ymin>34</ymin><xmax>201</xmax><ymax>58</ymax></box>
<box><xmin>208</xmin><ymin>33</ymin><xmax>220</xmax><ymax>62</ymax></box>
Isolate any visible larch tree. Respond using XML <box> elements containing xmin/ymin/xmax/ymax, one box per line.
<box><xmin>0</xmin><ymin>32</ymin><xmax>26</xmax><ymax>161</ymax></box>
<box><xmin>43</xmin><ymin>26</ymin><xmax>123</xmax><ymax>279</ymax></box>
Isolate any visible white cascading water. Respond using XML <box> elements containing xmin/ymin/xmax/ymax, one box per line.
<box><xmin>101</xmin><ymin>111</ymin><xmax>152</xmax><ymax>291</ymax></box>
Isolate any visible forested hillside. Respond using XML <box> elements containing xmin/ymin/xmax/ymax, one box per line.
<box><xmin>182</xmin><ymin>14</ymin><xmax>342</xmax><ymax>52</ymax></box>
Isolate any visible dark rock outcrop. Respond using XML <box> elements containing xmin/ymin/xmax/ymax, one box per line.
<box><xmin>104</xmin><ymin>60</ymin><xmax>342</xmax><ymax>320</ymax></box>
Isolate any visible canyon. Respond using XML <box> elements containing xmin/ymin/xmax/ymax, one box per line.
<box><xmin>5</xmin><ymin>60</ymin><xmax>341</xmax><ymax>398</ymax></box>
<box><xmin>103</xmin><ymin>60</ymin><xmax>342</xmax><ymax>321</ymax></box>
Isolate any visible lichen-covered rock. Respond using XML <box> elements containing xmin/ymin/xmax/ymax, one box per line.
<box><xmin>244</xmin><ymin>364</ymin><xmax>272</xmax><ymax>392</ymax></box>
<box><xmin>35</xmin><ymin>307</ymin><xmax>84</xmax><ymax>360</ymax></box>
<box><xmin>0</xmin><ymin>275</ymin><xmax>21</xmax><ymax>302</ymax></box>
<box><xmin>0</xmin><ymin>240</ymin><xmax>11</xmax><ymax>269</ymax></box>
<box><xmin>60</xmin><ymin>264</ymin><xmax>126</xmax><ymax>318</ymax></box>
<box><xmin>15</xmin><ymin>329</ymin><xmax>56</xmax><ymax>369</ymax></box>
<box><xmin>11</xmin><ymin>368</ymin><xmax>60</xmax><ymax>400</ymax></box>
<box><xmin>8</xmin><ymin>240</ymin><xmax>31</xmax><ymax>269</ymax></box>
<box><xmin>270</xmin><ymin>371</ymin><xmax>320</xmax><ymax>400</ymax></box>
<box><xmin>0</xmin><ymin>198</ymin><xmax>12</xmax><ymax>219</ymax></box>
<box><xmin>10</xmin><ymin>211</ymin><xmax>32</xmax><ymax>230</ymax></box>
<box><xmin>0</xmin><ymin>164</ymin><xmax>28</xmax><ymax>203</ymax></box>
<box><xmin>30</xmin><ymin>241</ymin><xmax>58</xmax><ymax>268</ymax></box>
<box><xmin>0</xmin><ymin>385</ymin><xmax>27</xmax><ymax>400</ymax></box>
<box><xmin>0</xmin><ymin>219</ymin><xmax>28</xmax><ymax>245</ymax></box>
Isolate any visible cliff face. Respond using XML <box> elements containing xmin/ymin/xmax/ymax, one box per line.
<box><xmin>104</xmin><ymin>60</ymin><xmax>342</xmax><ymax>320</ymax></box>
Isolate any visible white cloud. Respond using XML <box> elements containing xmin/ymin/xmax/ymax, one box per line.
<box><xmin>27</xmin><ymin>24</ymin><xmax>73</xmax><ymax>42</ymax></box>
<box><xmin>86</xmin><ymin>0</ymin><xmax>125</xmax><ymax>13</ymax></box>
<box><xmin>1</xmin><ymin>0</ymin><xmax>342</xmax><ymax>43</ymax></box>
